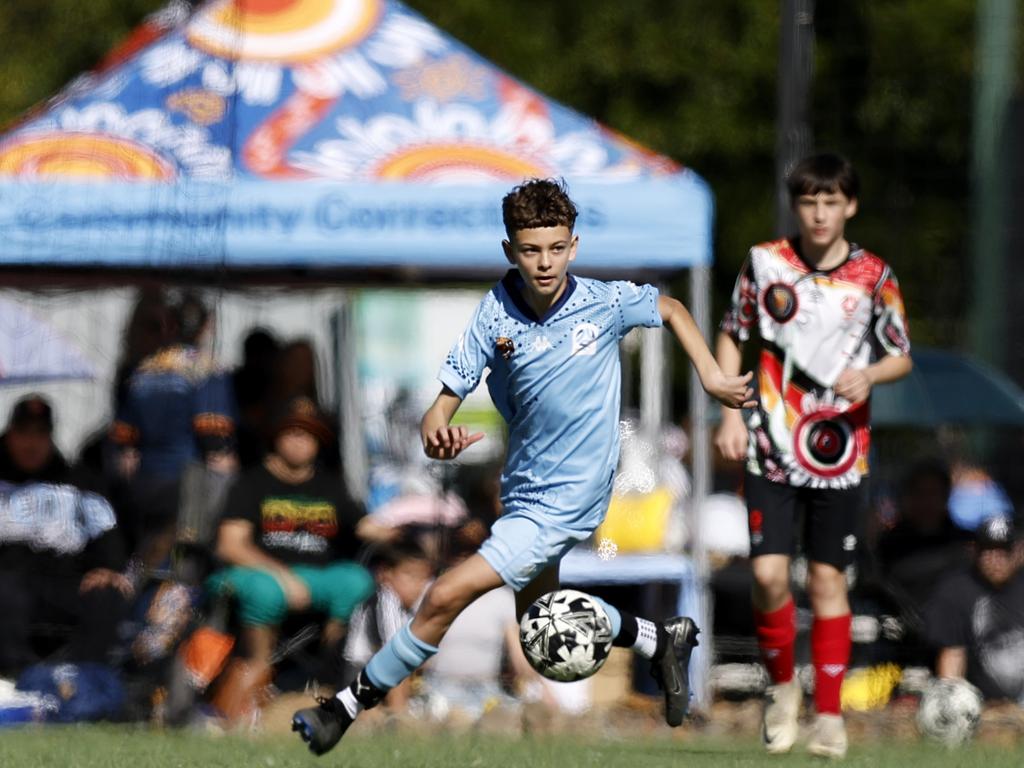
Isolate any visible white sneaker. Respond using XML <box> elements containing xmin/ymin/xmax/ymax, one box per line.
<box><xmin>807</xmin><ymin>713</ymin><xmax>848</xmax><ymax>759</ymax></box>
<box><xmin>762</xmin><ymin>678</ymin><xmax>801</xmax><ymax>754</ymax></box>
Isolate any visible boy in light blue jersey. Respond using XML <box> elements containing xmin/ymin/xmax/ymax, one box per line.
<box><xmin>294</xmin><ymin>179</ymin><xmax>753</xmax><ymax>755</ymax></box>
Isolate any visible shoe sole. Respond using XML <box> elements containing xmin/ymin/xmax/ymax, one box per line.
<box><xmin>762</xmin><ymin>724</ymin><xmax>798</xmax><ymax>754</ymax></box>
<box><xmin>807</xmin><ymin>745</ymin><xmax>847</xmax><ymax>759</ymax></box>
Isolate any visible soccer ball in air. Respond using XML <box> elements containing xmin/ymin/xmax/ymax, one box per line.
<box><xmin>916</xmin><ymin>678</ymin><xmax>983</xmax><ymax>747</ymax></box>
<box><xmin>519</xmin><ymin>589</ymin><xmax>613</xmax><ymax>682</ymax></box>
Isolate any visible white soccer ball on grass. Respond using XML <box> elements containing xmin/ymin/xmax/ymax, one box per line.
<box><xmin>916</xmin><ymin>677</ymin><xmax>983</xmax><ymax>747</ymax></box>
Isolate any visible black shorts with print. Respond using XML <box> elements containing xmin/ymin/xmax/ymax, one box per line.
<box><xmin>744</xmin><ymin>471</ymin><xmax>866</xmax><ymax>569</ymax></box>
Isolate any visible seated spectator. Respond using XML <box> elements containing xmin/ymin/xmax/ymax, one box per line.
<box><xmin>342</xmin><ymin>541</ymin><xmax>434</xmax><ymax>699</ymax></box>
<box><xmin>924</xmin><ymin>516</ymin><xmax>1024</xmax><ymax>702</ymax></box>
<box><xmin>269</xmin><ymin>338</ymin><xmax>342</xmax><ymax>470</ymax></box>
<box><xmin>208</xmin><ymin>397</ymin><xmax>377</xmax><ymax>677</ymax></box>
<box><xmin>0</xmin><ymin>396</ymin><xmax>131</xmax><ymax>678</ymax></box>
<box><xmin>875</xmin><ymin>460</ymin><xmax>971</xmax><ymax>607</ymax></box>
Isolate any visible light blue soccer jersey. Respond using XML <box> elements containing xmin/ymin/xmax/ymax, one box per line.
<box><xmin>439</xmin><ymin>270</ymin><xmax>662</xmax><ymax>532</ymax></box>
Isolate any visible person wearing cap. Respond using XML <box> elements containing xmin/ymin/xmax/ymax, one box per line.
<box><xmin>207</xmin><ymin>397</ymin><xmax>383</xmax><ymax>681</ymax></box>
<box><xmin>0</xmin><ymin>395</ymin><xmax>64</xmax><ymax>483</ymax></box>
<box><xmin>924</xmin><ymin>515</ymin><xmax>1024</xmax><ymax>703</ymax></box>
<box><xmin>0</xmin><ymin>395</ymin><xmax>131</xmax><ymax>677</ymax></box>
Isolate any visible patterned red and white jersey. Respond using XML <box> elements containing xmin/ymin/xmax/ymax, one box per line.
<box><xmin>720</xmin><ymin>238</ymin><xmax>910</xmax><ymax>488</ymax></box>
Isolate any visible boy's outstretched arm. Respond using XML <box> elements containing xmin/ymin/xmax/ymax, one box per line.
<box><xmin>421</xmin><ymin>385</ymin><xmax>485</xmax><ymax>460</ymax></box>
<box><xmin>657</xmin><ymin>295</ymin><xmax>756</xmax><ymax>410</ymax></box>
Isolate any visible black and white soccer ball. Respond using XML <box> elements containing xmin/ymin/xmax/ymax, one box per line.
<box><xmin>519</xmin><ymin>589</ymin><xmax>613</xmax><ymax>682</ymax></box>
<box><xmin>916</xmin><ymin>678</ymin><xmax>983</xmax><ymax>747</ymax></box>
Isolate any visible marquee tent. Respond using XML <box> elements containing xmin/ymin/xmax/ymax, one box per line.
<box><xmin>0</xmin><ymin>0</ymin><xmax>713</xmax><ymax>276</ymax></box>
<box><xmin>0</xmin><ymin>0</ymin><xmax>718</xmax><ymax>695</ymax></box>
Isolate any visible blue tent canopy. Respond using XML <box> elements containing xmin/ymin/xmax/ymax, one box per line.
<box><xmin>0</xmin><ymin>0</ymin><xmax>713</xmax><ymax>276</ymax></box>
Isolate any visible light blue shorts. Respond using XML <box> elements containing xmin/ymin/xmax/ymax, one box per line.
<box><xmin>478</xmin><ymin>487</ymin><xmax>611</xmax><ymax>591</ymax></box>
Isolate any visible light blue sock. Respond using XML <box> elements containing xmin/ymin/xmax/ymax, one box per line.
<box><xmin>590</xmin><ymin>595</ymin><xmax>623</xmax><ymax>639</ymax></box>
<box><xmin>365</xmin><ymin>622</ymin><xmax>439</xmax><ymax>690</ymax></box>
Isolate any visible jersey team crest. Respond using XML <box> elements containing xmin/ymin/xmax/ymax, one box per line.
<box><xmin>722</xmin><ymin>238</ymin><xmax>910</xmax><ymax>488</ymax></box>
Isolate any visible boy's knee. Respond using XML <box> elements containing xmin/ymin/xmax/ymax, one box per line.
<box><xmin>420</xmin><ymin>579</ymin><xmax>467</xmax><ymax>624</ymax></box>
<box><xmin>806</xmin><ymin>562</ymin><xmax>847</xmax><ymax>602</ymax></box>
<box><xmin>751</xmin><ymin>557</ymin><xmax>788</xmax><ymax>590</ymax></box>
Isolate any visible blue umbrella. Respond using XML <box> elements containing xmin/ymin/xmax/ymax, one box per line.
<box><xmin>871</xmin><ymin>346</ymin><xmax>1024</xmax><ymax>427</ymax></box>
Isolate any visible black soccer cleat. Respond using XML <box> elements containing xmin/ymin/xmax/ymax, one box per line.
<box><xmin>292</xmin><ymin>696</ymin><xmax>353</xmax><ymax>756</ymax></box>
<box><xmin>650</xmin><ymin>616</ymin><xmax>700</xmax><ymax>727</ymax></box>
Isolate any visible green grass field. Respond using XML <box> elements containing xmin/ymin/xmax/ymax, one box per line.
<box><xmin>0</xmin><ymin>727</ymin><xmax>1021</xmax><ymax>768</ymax></box>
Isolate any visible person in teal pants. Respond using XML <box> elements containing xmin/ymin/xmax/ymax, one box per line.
<box><xmin>209</xmin><ymin>396</ymin><xmax>392</xmax><ymax>677</ymax></box>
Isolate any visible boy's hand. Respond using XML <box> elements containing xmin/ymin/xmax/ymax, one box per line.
<box><xmin>715</xmin><ymin>410</ymin><xmax>749</xmax><ymax>462</ymax></box>
<box><xmin>704</xmin><ymin>369</ymin><xmax>756</xmax><ymax>410</ymax></box>
<box><xmin>834</xmin><ymin>368</ymin><xmax>872</xmax><ymax>404</ymax></box>
<box><xmin>422</xmin><ymin>425</ymin><xmax>485</xmax><ymax>460</ymax></box>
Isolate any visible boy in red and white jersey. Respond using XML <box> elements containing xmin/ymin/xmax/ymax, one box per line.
<box><xmin>716</xmin><ymin>153</ymin><xmax>912</xmax><ymax>758</ymax></box>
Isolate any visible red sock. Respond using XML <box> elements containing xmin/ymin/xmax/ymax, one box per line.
<box><xmin>811</xmin><ymin>614</ymin><xmax>852</xmax><ymax>715</ymax></box>
<box><xmin>753</xmin><ymin>599</ymin><xmax>796</xmax><ymax>684</ymax></box>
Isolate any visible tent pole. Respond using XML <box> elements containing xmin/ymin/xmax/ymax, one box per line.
<box><xmin>689</xmin><ymin>264</ymin><xmax>713</xmax><ymax>705</ymax></box>
<box><xmin>640</xmin><ymin>302</ymin><xmax>666</xmax><ymax>436</ymax></box>
<box><xmin>334</xmin><ymin>294</ymin><xmax>369</xmax><ymax>504</ymax></box>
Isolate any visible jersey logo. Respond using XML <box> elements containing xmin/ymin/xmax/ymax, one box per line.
<box><xmin>764</xmin><ymin>282</ymin><xmax>798</xmax><ymax>323</ymax></box>
<box><xmin>571</xmin><ymin>323</ymin><xmax>600</xmax><ymax>356</ymax></box>
<box><xmin>496</xmin><ymin>337</ymin><xmax>515</xmax><ymax>360</ymax></box>
<box><xmin>532</xmin><ymin>335</ymin><xmax>553</xmax><ymax>353</ymax></box>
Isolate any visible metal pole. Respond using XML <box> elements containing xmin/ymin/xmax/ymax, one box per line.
<box><xmin>640</xmin><ymin>319</ymin><xmax>666</xmax><ymax>436</ymax></box>
<box><xmin>689</xmin><ymin>263</ymin><xmax>712</xmax><ymax>705</ymax></box>
<box><xmin>775</xmin><ymin>0</ymin><xmax>816</xmax><ymax>236</ymax></box>
<box><xmin>969</xmin><ymin>0</ymin><xmax>1017</xmax><ymax>369</ymax></box>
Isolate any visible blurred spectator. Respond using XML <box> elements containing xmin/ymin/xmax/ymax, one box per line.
<box><xmin>948</xmin><ymin>463</ymin><xmax>1014</xmax><ymax>532</ymax></box>
<box><xmin>110</xmin><ymin>292</ymin><xmax>238</xmax><ymax>566</ymax></box>
<box><xmin>0</xmin><ymin>396</ymin><xmax>131</xmax><ymax>678</ymax></box>
<box><xmin>232</xmin><ymin>328</ymin><xmax>281</xmax><ymax>469</ymax></box>
<box><xmin>342</xmin><ymin>540</ymin><xmax>434</xmax><ymax>700</ymax></box>
<box><xmin>113</xmin><ymin>289</ymin><xmax>176</xmax><ymax>412</ymax></box>
<box><xmin>452</xmin><ymin>460</ymin><xmax>504</xmax><ymax>553</ymax></box>
<box><xmin>925</xmin><ymin>516</ymin><xmax>1024</xmax><ymax>703</ymax></box>
<box><xmin>270</xmin><ymin>338</ymin><xmax>341</xmax><ymax>469</ymax></box>
<box><xmin>208</xmin><ymin>397</ymin><xmax>378</xmax><ymax>677</ymax></box>
<box><xmin>0</xmin><ymin>396</ymin><xmax>72</xmax><ymax>484</ymax></box>
<box><xmin>875</xmin><ymin>460</ymin><xmax>971</xmax><ymax>607</ymax></box>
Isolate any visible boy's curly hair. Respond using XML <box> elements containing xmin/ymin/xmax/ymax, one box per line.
<box><xmin>502</xmin><ymin>178</ymin><xmax>578</xmax><ymax>238</ymax></box>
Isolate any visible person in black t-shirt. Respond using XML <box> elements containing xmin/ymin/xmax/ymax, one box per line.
<box><xmin>925</xmin><ymin>515</ymin><xmax>1024</xmax><ymax>703</ymax></box>
<box><xmin>208</xmin><ymin>397</ymin><xmax>378</xmax><ymax>669</ymax></box>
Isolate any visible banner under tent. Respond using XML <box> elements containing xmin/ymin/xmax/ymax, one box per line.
<box><xmin>0</xmin><ymin>0</ymin><xmax>718</xmax><ymax>699</ymax></box>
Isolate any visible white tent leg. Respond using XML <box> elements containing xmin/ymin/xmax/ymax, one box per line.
<box><xmin>689</xmin><ymin>264</ymin><xmax>713</xmax><ymax>706</ymax></box>
<box><xmin>639</xmin><ymin>302</ymin><xmax>666</xmax><ymax>436</ymax></box>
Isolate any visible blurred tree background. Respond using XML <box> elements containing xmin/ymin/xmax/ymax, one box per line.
<box><xmin>1</xmin><ymin>0</ymin><xmax>1020</xmax><ymax>408</ymax></box>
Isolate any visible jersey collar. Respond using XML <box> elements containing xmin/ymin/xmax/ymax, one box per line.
<box><xmin>500</xmin><ymin>269</ymin><xmax>577</xmax><ymax>324</ymax></box>
<box><xmin>791</xmin><ymin>237</ymin><xmax>863</xmax><ymax>274</ymax></box>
